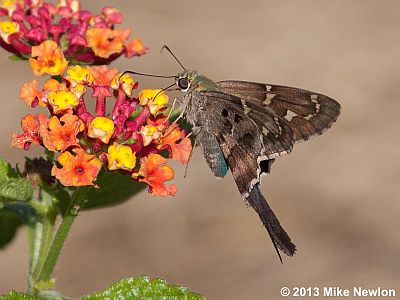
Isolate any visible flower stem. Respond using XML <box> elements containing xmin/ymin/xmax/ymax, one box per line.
<box><xmin>32</xmin><ymin>216</ymin><xmax>55</xmax><ymax>280</ymax></box>
<box><xmin>26</xmin><ymin>221</ymin><xmax>42</xmax><ymax>293</ymax></box>
<box><xmin>36</xmin><ymin>187</ymin><xmax>88</xmax><ymax>282</ymax></box>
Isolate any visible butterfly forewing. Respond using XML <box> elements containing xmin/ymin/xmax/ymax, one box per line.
<box><xmin>217</xmin><ymin>80</ymin><xmax>341</xmax><ymax>142</ymax></box>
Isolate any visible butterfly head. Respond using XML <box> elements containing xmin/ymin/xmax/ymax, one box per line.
<box><xmin>176</xmin><ymin>70</ymin><xmax>198</xmax><ymax>92</ymax></box>
<box><xmin>176</xmin><ymin>70</ymin><xmax>220</xmax><ymax>93</ymax></box>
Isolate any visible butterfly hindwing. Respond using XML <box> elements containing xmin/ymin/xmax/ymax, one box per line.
<box><xmin>197</xmin><ymin>130</ymin><xmax>229</xmax><ymax>178</ymax></box>
<box><xmin>217</xmin><ymin>80</ymin><xmax>341</xmax><ymax>142</ymax></box>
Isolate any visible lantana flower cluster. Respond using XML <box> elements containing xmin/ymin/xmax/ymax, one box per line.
<box><xmin>12</xmin><ymin>63</ymin><xmax>192</xmax><ymax>196</ymax></box>
<box><xmin>0</xmin><ymin>0</ymin><xmax>148</xmax><ymax>66</ymax></box>
<box><xmin>2</xmin><ymin>0</ymin><xmax>192</xmax><ymax>197</ymax></box>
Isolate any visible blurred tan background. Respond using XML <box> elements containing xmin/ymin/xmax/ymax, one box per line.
<box><xmin>1</xmin><ymin>0</ymin><xmax>400</xmax><ymax>299</ymax></box>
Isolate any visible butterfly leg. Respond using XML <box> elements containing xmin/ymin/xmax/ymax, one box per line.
<box><xmin>183</xmin><ymin>137</ymin><xmax>196</xmax><ymax>178</ymax></box>
<box><xmin>164</xmin><ymin>97</ymin><xmax>181</xmax><ymax>122</ymax></box>
<box><xmin>246</xmin><ymin>184</ymin><xmax>296</xmax><ymax>262</ymax></box>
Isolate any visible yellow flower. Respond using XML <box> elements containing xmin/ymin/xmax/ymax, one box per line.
<box><xmin>88</xmin><ymin>116</ymin><xmax>114</xmax><ymax>144</ymax></box>
<box><xmin>48</xmin><ymin>90</ymin><xmax>78</xmax><ymax>113</ymax></box>
<box><xmin>110</xmin><ymin>72</ymin><xmax>136</xmax><ymax>96</ymax></box>
<box><xmin>69</xmin><ymin>83</ymin><xmax>86</xmax><ymax>99</ymax></box>
<box><xmin>107</xmin><ymin>143</ymin><xmax>136</xmax><ymax>171</ymax></box>
<box><xmin>66</xmin><ymin>65</ymin><xmax>93</xmax><ymax>85</ymax></box>
<box><xmin>29</xmin><ymin>40</ymin><xmax>68</xmax><ymax>76</ymax></box>
<box><xmin>140</xmin><ymin>125</ymin><xmax>161</xmax><ymax>146</ymax></box>
<box><xmin>138</xmin><ymin>89</ymin><xmax>169</xmax><ymax>115</ymax></box>
<box><xmin>0</xmin><ymin>0</ymin><xmax>22</xmax><ymax>16</ymax></box>
<box><xmin>0</xmin><ymin>21</ymin><xmax>19</xmax><ymax>43</ymax></box>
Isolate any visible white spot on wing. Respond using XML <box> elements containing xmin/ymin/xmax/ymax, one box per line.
<box><xmin>241</xmin><ymin>99</ymin><xmax>251</xmax><ymax>114</ymax></box>
<box><xmin>311</xmin><ymin>94</ymin><xmax>318</xmax><ymax>103</ymax></box>
<box><xmin>284</xmin><ymin>110</ymin><xmax>297</xmax><ymax>121</ymax></box>
<box><xmin>263</xmin><ymin>93</ymin><xmax>276</xmax><ymax>106</ymax></box>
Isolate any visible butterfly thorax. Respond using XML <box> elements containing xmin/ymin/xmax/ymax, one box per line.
<box><xmin>177</xmin><ymin>70</ymin><xmax>222</xmax><ymax>128</ymax></box>
<box><xmin>177</xmin><ymin>70</ymin><xmax>221</xmax><ymax>92</ymax></box>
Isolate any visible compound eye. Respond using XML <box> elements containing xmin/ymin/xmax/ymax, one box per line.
<box><xmin>178</xmin><ymin>77</ymin><xmax>189</xmax><ymax>90</ymax></box>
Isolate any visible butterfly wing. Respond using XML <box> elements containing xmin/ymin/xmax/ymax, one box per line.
<box><xmin>217</xmin><ymin>80</ymin><xmax>341</xmax><ymax>142</ymax></box>
<box><xmin>197</xmin><ymin>90</ymin><xmax>296</xmax><ymax>259</ymax></box>
<box><xmin>197</xmin><ymin>130</ymin><xmax>229</xmax><ymax>178</ymax></box>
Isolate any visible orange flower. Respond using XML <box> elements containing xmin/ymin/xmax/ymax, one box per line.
<box><xmin>29</xmin><ymin>40</ymin><xmax>68</xmax><ymax>76</ymax></box>
<box><xmin>133</xmin><ymin>153</ymin><xmax>177</xmax><ymax>197</ymax></box>
<box><xmin>161</xmin><ymin>125</ymin><xmax>192</xmax><ymax>164</ymax></box>
<box><xmin>89</xmin><ymin>65</ymin><xmax>118</xmax><ymax>86</ymax></box>
<box><xmin>19</xmin><ymin>79</ymin><xmax>45</xmax><ymax>107</ymax></box>
<box><xmin>40</xmin><ymin>114</ymin><xmax>84</xmax><ymax>152</ymax></box>
<box><xmin>43</xmin><ymin>78</ymin><xmax>64</xmax><ymax>92</ymax></box>
<box><xmin>51</xmin><ymin>147</ymin><xmax>102</xmax><ymax>186</ymax></box>
<box><xmin>86</xmin><ymin>27</ymin><xmax>130</xmax><ymax>58</ymax></box>
<box><xmin>11</xmin><ymin>114</ymin><xmax>48</xmax><ymax>150</ymax></box>
<box><xmin>125</xmin><ymin>37</ymin><xmax>149</xmax><ymax>57</ymax></box>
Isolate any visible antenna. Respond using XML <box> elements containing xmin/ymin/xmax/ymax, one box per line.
<box><xmin>119</xmin><ymin>71</ymin><xmax>176</xmax><ymax>80</ymax></box>
<box><xmin>153</xmin><ymin>82</ymin><xmax>176</xmax><ymax>102</ymax></box>
<box><xmin>161</xmin><ymin>45</ymin><xmax>186</xmax><ymax>71</ymax></box>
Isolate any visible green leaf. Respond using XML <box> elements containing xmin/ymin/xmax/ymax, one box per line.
<box><xmin>82</xmin><ymin>170</ymin><xmax>146</xmax><ymax>210</ymax></box>
<box><xmin>0</xmin><ymin>291</ymin><xmax>35</xmax><ymax>300</ymax></box>
<box><xmin>59</xmin><ymin>34</ymin><xmax>68</xmax><ymax>51</ymax></box>
<box><xmin>0</xmin><ymin>209</ymin><xmax>22</xmax><ymax>249</ymax></box>
<box><xmin>0</xmin><ymin>178</ymin><xmax>33</xmax><ymax>203</ymax></box>
<box><xmin>0</xmin><ymin>158</ymin><xmax>10</xmax><ymax>180</ymax></box>
<box><xmin>0</xmin><ymin>157</ymin><xmax>33</xmax><ymax>204</ymax></box>
<box><xmin>8</xmin><ymin>54</ymin><xmax>29</xmax><ymax>61</ymax></box>
<box><xmin>82</xmin><ymin>276</ymin><xmax>205</xmax><ymax>300</ymax></box>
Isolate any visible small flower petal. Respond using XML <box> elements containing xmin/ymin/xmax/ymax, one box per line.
<box><xmin>11</xmin><ymin>114</ymin><xmax>47</xmax><ymax>150</ymax></box>
<box><xmin>51</xmin><ymin>147</ymin><xmax>102</xmax><ymax>186</ymax></box>
<box><xmin>132</xmin><ymin>153</ymin><xmax>177</xmax><ymax>197</ymax></box>
<box><xmin>110</xmin><ymin>72</ymin><xmax>137</xmax><ymax>96</ymax></box>
<box><xmin>86</xmin><ymin>27</ymin><xmax>127</xmax><ymax>58</ymax></box>
<box><xmin>40</xmin><ymin>113</ymin><xmax>84</xmax><ymax>152</ymax></box>
<box><xmin>89</xmin><ymin>65</ymin><xmax>118</xmax><ymax>86</ymax></box>
<box><xmin>138</xmin><ymin>89</ymin><xmax>169</xmax><ymax>115</ymax></box>
<box><xmin>107</xmin><ymin>143</ymin><xmax>136</xmax><ymax>171</ymax></box>
<box><xmin>101</xmin><ymin>6</ymin><xmax>122</xmax><ymax>24</ymax></box>
<box><xmin>19</xmin><ymin>79</ymin><xmax>44</xmax><ymax>107</ymax></box>
<box><xmin>161</xmin><ymin>125</ymin><xmax>192</xmax><ymax>164</ymax></box>
<box><xmin>48</xmin><ymin>90</ymin><xmax>78</xmax><ymax>113</ymax></box>
<box><xmin>87</xmin><ymin>116</ymin><xmax>114</xmax><ymax>144</ymax></box>
<box><xmin>66</xmin><ymin>65</ymin><xmax>93</xmax><ymax>85</ymax></box>
<box><xmin>0</xmin><ymin>20</ymin><xmax>19</xmax><ymax>43</ymax></box>
<box><xmin>29</xmin><ymin>40</ymin><xmax>68</xmax><ymax>76</ymax></box>
<box><xmin>125</xmin><ymin>37</ymin><xmax>149</xmax><ymax>57</ymax></box>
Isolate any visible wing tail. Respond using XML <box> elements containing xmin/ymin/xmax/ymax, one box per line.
<box><xmin>246</xmin><ymin>184</ymin><xmax>296</xmax><ymax>262</ymax></box>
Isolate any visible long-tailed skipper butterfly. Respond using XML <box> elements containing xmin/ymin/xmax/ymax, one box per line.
<box><xmin>123</xmin><ymin>46</ymin><xmax>341</xmax><ymax>262</ymax></box>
